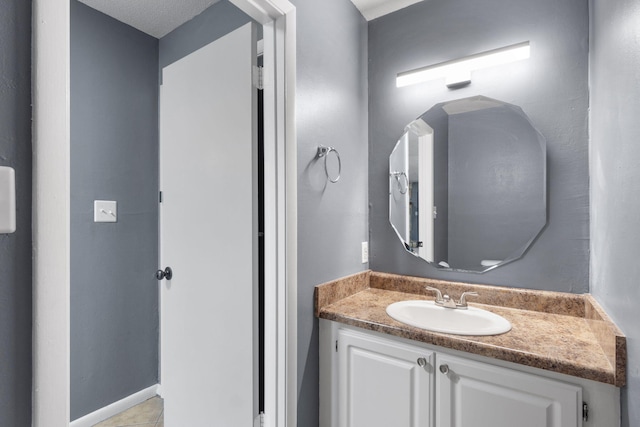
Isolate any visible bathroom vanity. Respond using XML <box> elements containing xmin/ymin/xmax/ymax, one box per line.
<box><xmin>316</xmin><ymin>271</ymin><xmax>625</xmax><ymax>427</ymax></box>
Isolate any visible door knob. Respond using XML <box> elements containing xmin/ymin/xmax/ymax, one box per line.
<box><xmin>156</xmin><ymin>267</ymin><xmax>173</xmax><ymax>280</ymax></box>
<box><xmin>439</xmin><ymin>364</ymin><xmax>449</xmax><ymax>374</ymax></box>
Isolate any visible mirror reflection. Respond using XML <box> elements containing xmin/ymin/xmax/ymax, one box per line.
<box><xmin>389</xmin><ymin>96</ymin><xmax>546</xmax><ymax>272</ymax></box>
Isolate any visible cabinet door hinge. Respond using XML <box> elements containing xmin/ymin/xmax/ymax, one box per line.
<box><xmin>335</xmin><ymin>340</ymin><xmax>338</xmax><ymax>352</ymax></box>
<box><xmin>253</xmin><ymin>65</ymin><xmax>264</xmax><ymax>90</ymax></box>
<box><xmin>159</xmin><ymin>191</ymin><xmax>163</xmax><ymax>203</ymax></box>
<box><xmin>583</xmin><ymin>402</ymin><xmax>589</xmax><ymax>422</ymax></box>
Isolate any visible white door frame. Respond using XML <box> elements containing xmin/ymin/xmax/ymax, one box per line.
<box><xmin>31</xmin><ymin>0</ymin><xmax>297</xmax><ymax>426</ymax></box>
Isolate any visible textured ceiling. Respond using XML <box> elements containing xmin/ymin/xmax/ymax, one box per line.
<box><xmin>79</xmin><ymin>0</ymin><xmax>221</xmax><ymax>38</ymax></box>
<box><xmin>350</xmin><ymin>0</ymin><xmax>424</xmax><ymax>21</ymax></box>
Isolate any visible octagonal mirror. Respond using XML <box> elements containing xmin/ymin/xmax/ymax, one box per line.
<box><xmin>389</xmin><ymin>95</ymin><xmax>546</xmax><ymax>272</ymax></box>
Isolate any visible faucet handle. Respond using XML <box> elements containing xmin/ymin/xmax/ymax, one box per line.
<box><xmin>425</xmin><ymin>286</ymin><xmax>444</xmax><ymax>302</ymax></box>
<box><xmin>457</xmin><ymin>291</ymin><xmax>478</xmax><ymax>308</ymax></box>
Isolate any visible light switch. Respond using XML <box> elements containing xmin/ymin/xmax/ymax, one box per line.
<box><xmin>0</xmin><ymin>166</ymin><xmax>16</xmax><ymax>233</ymax></box>
<box><xmin>94</xmin><ymin>200</ymin><xmax>118</xmax><ymax>223</ymax></box>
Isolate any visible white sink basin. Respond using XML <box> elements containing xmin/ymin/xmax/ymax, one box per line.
<box><xmin>386</xmin><ymin>300</ymin><xmax>512</xmax><ymax>336</ymax></box>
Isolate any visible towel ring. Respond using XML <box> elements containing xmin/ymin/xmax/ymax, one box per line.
<box><xmin>390</xmin><ymin>171</ymin><xmax>409</xmax><ymax>194</ymax></box>
<box><xmin>317</xmin><ymin>145</ymin><xmax>341</xmax><ymax>183</ymax></box>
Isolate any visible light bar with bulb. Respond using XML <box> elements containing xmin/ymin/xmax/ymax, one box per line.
<box><xmin>396</xmin><ymin>41</ymin><xmax>530</xmax><ymax>88</ymax></box>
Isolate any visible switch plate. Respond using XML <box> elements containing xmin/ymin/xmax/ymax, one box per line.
<box><xmin>0</xmin><ymin>166</ymin><xmax>16</xmax><ymax>233</ymax></box>
<box><xmin>361</xmin><ymin>241</ymin><xmax>369</xmax><ymax>264</ymax></box>
<box><xmin>94</xmin><ymin>200</ymin><xmax>118</xmax><ymax>223</ymax></box>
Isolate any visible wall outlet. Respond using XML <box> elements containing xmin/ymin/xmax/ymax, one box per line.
<box><xmin>361</xmin><ymin>241</ymin><xmax>369</xmax><ymax>264</ymax></box>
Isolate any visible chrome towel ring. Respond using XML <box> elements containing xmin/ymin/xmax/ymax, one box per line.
<box><xmin>317</xmin><ymin>145</ymin><xmax>342</xmax><ymax>183</ymax></box>
<box><xmin>390</xmin><ymin>171</ymin><xmax>409</xmax><ymax>194</ymax></box>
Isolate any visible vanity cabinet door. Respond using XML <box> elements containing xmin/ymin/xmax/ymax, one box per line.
<box><xmin>435</xmin><ymin>353</ymin><xmax>582</xmax><ymax>427</ymax></box>
<box><xmin>337</xmin><ymin>328</ymin><xmax>434</xmax><ymax>427</ymax></box>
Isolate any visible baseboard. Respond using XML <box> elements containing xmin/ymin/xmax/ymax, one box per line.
<box><xmin>70</xmin><ymin>384</ymin><xmax>159</xmax><ymax>427</ymax></box>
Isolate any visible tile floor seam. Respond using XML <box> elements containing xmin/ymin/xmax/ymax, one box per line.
<box><xmin>153</xmin><ymin>409</ymin><xmax>163</xmax><ymax>426</ymax></box>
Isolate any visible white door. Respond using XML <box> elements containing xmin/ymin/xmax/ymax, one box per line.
<box><xmin>159</xmin><ymin>23</ymin><xmax>258</xmax><ymax>426</ymax></box>
<box><xmin>338</xmin><ymin>328</ymin><xmax>434</xmax><ymax>427</ymax></box>
<box><xmin>436</xmin><ymin>353</ymin><xmax>582</xmax><ymax>427</ymax></box>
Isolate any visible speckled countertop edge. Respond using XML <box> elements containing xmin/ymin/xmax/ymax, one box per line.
<box><xmin>315</xmin><ymin>271</ymin><xmax>626</xmax><ymax>387</ymax></box>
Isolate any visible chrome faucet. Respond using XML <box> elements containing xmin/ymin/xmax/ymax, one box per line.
<box><xmin>425</xmin><ymin>286</ymin><xmax>478</xmax><ymax>310</ymax></box>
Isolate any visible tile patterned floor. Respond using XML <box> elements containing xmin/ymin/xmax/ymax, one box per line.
<box><xmin>93</xmin><ymin>396</ymin><xmax>164</xmax><ymax>427</ymax></box>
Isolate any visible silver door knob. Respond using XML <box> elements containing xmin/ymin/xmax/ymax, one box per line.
<box><xmin>417</xmin><ymin>357</ymin><xmax>427</xmax><ymax>367</ymax></box>
<box><xmin>439</xmin><ymin>364</ymin><xmax>449</xmax><ymax>374</ymax></box>
<box><xmin>156</xmin><ymin>267</ymin><xmax>173</xmax><ymax>280</ymax></box>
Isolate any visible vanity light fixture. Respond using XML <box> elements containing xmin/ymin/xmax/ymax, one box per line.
<box><xmin>396</xmin><ymin>41</ymin><xmax>530</xmax><ymax>88</ymax></box>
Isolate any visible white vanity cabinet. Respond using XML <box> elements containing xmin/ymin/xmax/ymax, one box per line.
<box><xmin>337</xmin><ymin>328</ymin><xmax>435</xmax><ymax>427</ymax></box>
<box><xmin>320</xmin><ymin>321</ymin><xmax>619</xmax><ymax>427</ymax></box>
<box><xmin>436</xmin><ymin>352</ymin><xmax>581</xmax><ymax>427</ymax></box>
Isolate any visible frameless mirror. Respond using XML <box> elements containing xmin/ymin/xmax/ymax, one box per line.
<box><xmin>389</xmin><ymin>95</ymin><xmax>546</xmax><ymax>272</ymax></box>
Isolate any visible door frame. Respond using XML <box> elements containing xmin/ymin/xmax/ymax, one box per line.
<box><xmin>31</xmin><ymin>0</ymin><xmax>297</xmax><ymax>426</ymax></box>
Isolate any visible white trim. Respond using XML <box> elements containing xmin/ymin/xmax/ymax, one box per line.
<box><xmin>283</xmin><ymin>11</ymin><xmax>298</xmax><ymax>427</ymax></box>
<box><xmin>231</xmin><ymin>2</ymin><xmax>297</xmax><ymax>425</ymax></box>
<box><xmin>261</xmin><ymin>19</ymin><xmax>279</xmax><ymax>427</ymax></box>
<box><xmin>32</xmin><ymin>0</ymin><xmax>71</xmax><ymax>425</ymax></box>
<box><xmin>69</xmin><ymin>385</ymin><xmax>159</xmax><ymax>427</ymax></box>
<box><xmin>232</xmin><ymin>0</ymin><xmax>295</xmax><ymax>23</ymax></box>
<box><xmin>33</xmin><ymin>1</ymin><xmax>296</xmax><ymax>426</ymax></box>
<box><xmin>229</xmin><ymin>3</ymin><xmax>298</xmax><ymax>426</ymax></box>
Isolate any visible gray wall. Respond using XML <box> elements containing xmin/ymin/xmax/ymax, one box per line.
<box><xmin>71</xmin><ymin>1</ymin><xmax>160</xmax><ymax>420</ymax></box>
<box><xmin>0</xmin><ymin>0</ymin><xmax>32</xmax><ymax>425</ymax></box>
<box><xmin>589</xmin><ymin>1</ymin><xmax>640</xmax><ymax>425</ymax></box>
<box><xmin>446</xmin><ymin>105</ymin><xmax>545</xmax><ymax>270</ymax></box>
<box><xmin>369</xmin><ymin>0</ymin><xmax>590</xmax><ymax>292</ymax></box>
<box><xmin>291</xmin><ymin>0</ymin><xmax>369</xmax><ymax>425</ymax></box>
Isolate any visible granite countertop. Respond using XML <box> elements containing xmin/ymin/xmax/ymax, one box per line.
<box><xmin>315</xmin><ymin>271</ymin><xmax>626</xmax><ymax>387</ymax></box>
